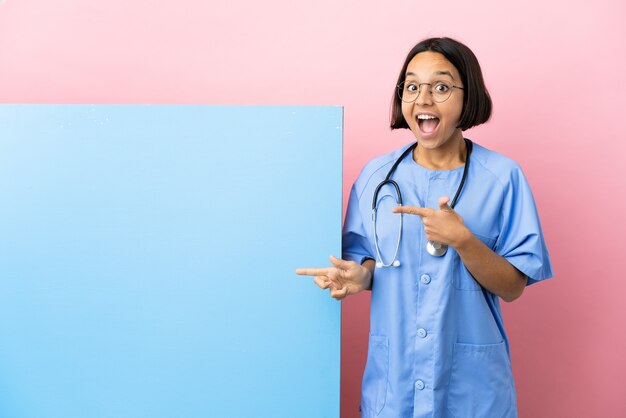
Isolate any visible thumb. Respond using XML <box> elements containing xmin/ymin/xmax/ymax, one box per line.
<box><xmin>329</xmin><ymin>255</ymin><xmax>352</xmax><ymax>270</ymax></box>
<box><xmin>438</xmin><ymin>196</ymin><xmax>453</xmax><ymax>212</ymax></box>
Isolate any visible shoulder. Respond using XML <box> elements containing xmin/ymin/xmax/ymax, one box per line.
<box><xmin>469</xmin><ymin>140</ymin><xmax>527</xmax><ymax>189</ymax></box>
<box><xmin>352</xmin><ymin>142</ymin><xmax>415</xmax><ymax>198</ymax></box>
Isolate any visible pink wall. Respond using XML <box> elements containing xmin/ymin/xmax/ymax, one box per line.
<box><xmin>2</xmin><ymin>0</ymin><xmax>625</xmax><ymax>417</ymax></box>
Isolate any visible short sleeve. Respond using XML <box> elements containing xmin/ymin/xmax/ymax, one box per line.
<box><xmin>342</xmin><ymin>184</ymin><xmax>375</xmax><ymax>264</ymax></box>
<box><xmin>495</xmin><ymin>167</ymin><xmax>553</xmax><ymax>285</ymax></box>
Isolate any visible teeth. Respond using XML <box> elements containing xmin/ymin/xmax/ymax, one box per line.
<box><xmin>417</xmin><ymin>114</ymin><xmax>438</xmax><ymax>120</ymax></box>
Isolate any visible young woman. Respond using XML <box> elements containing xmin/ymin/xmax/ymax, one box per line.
<box><xmin>297</xmin><ymin>37</ymin><xmax>552</xmax><ymax>418</ymax></box>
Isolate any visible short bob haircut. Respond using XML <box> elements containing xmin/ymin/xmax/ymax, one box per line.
<box><xmin>390</xmin><ymin>37</ymin><xmax>492</xmax><ymax>132</ymax></box>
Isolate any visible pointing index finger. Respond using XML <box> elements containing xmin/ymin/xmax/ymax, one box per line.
<box><xmin>296</xmin><ymin>267</ymin><xmax>330</xmax><ymax>277</ymax></box>
<box><xmin>392</xmin><ymin>205</ymin><xmax>431</xmax><ymax>218</ymax></box>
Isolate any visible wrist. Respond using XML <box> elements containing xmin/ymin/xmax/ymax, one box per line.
<box><xmin>451</xmin><ymin>226</ymin><xmax>473</xmax><ymax>250</ymax></box>
<box><xmin>361</xmin><ymin>259</ymin><xmax>375</xmax><ymax>291</ymax></box>
<box><xmin>364</xmin><ymin>269</ymin><xmax>373</xmax><ymax>291</ymax></box>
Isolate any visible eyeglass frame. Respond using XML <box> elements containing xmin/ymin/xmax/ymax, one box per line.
<box><xmin>397</xmin><ymin>80</ymin><xmax>464</xmax><ymax>104</ymax></box>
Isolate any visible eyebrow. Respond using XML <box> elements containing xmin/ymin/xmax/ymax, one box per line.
<box><xmin>405</xmin><ymin>70</ymin><xmax>455</xmax><ymax>80</ymax></box>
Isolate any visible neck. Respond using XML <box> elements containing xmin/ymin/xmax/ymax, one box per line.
<box><xmin>413</xmin><ymin>134</ymin><xmax>466</xmax><ymax>170</ymax></box>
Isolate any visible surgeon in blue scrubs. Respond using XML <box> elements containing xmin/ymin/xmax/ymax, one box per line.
<box><xmin>297</xmin><ymin>37</ymin><xmax>552</xmax><ymax>418</ymax></box>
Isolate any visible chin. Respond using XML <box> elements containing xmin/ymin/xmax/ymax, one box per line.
<box><xmin>415</xmin><ymin>130</ymin><xmax>461</xmax><ymax>149</ymax></box>
<box><xmin>413</xmin><ymin>133</ymin><xmax>445</xmax><ymax>148</ymax></box>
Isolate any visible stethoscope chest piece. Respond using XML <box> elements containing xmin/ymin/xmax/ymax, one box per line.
<box><xmin>426</xmin><ymin>240</ymin><xmax>448</xmax><ymax>257</ymax></box>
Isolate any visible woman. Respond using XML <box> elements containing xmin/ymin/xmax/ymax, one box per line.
<box><xmin>297</xmin><ymin>37</ymin><xmax>552</xmax><ymax>418</ymax></box>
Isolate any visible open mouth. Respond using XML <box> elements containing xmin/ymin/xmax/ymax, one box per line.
<box><xmin>417</xmin><ymin>114</ymin><xmax>440</xmax><ymax>135</ymax></box>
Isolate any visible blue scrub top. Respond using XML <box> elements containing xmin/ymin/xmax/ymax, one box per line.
<box><xmin>343</xmin><ymin>140</ymin><xmax>553</xmax><ymax>418</ymax></box>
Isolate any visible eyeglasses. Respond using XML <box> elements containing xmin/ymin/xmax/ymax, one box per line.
<box><xmin>397</xmin><ymin>80</ymin><xmax>464</xmax><ymax>103</ymax></box>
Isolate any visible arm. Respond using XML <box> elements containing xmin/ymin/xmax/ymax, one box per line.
<box><xmin>452</xmin><ymin>229</ymin><xmax>527</xmax><ymax>302</ymax></box>
<box><xmin>393</xmin><ymin>196</ymin><xmax>527</xmax><ymax>302</ymax></box>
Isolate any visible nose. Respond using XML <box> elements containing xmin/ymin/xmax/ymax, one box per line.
<box><xmin>415</xmin><ymin>84</ymin><xmax>433</xmax><ymax>106</ymax></box>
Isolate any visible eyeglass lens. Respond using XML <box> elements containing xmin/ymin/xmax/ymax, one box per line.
<box><xmin>397</xmin><ymin>81</ymin><xmax>454</xmax><ymax>103</ymax></box>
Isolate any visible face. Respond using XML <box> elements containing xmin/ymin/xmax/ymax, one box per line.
<box><xmin>401</xmin><ymin>51</ymin><xmax>464</xmax><ymax>151</ymax></box>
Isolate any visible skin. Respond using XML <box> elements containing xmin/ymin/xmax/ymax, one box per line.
<box><xmin>402</xmin><ymin>51</ymin><xmax>466</xmax><ymax>169</ymax></box>
<box><xmin>296</xmin><ymin>51</ymin><xmax>527</xmax><ymax>303</ymax></box>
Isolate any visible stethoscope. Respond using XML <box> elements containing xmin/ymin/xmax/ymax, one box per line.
<box><xmin>372</xmin><ymin>139</ymin><xmax>473</xmax><ymax>268</ymax></box>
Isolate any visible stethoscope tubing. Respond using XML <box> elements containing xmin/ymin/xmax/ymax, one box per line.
<box><xmin>371</xmin><ymin>139</ymin><xmax>473</xmax><ymax>266</ymax></box>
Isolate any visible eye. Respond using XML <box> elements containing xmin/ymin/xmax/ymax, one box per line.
<box><xmin>406</xmin><ymin>83</ymin><xmax>418</xmax><ymax>92</ymax></box>
<box><xmin>433</xmin><ymin>83</ymin><xmax>450</xmax><ymax>93</ymax></box>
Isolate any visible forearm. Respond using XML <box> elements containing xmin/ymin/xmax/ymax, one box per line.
<box><xmin>453</xmin><ymin>229</ymin><xmax>527</xmax><ymax>302</ymax></box>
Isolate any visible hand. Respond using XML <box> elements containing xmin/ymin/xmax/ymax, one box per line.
<box><xmin>296</xmin><ymin>255</ymin><xmax>372</xmax><ymax>300</ymax></box>
<box><xmin>392</xmin><ymin>196</ymin><xmax>471</xmax><ymax>248</ymax></box>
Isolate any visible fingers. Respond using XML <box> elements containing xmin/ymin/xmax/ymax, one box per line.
<box><xmin>330</xmin><ymin>285</ymin><xmax>349</xmax><ymax>300</ymax></box>
<box><xmin>295</xmin><ymin>267</ymin><xmax>329</xmax><ymax>277</ymax></box>
<box><xmin>392</xmin><ymin>199</ymin><xmax>453</xmax><ymax>217</ymax></box>
<box><xmin>313</xmin><ymin>276</ymin><xmax>333</xmax><ymax>290</ymax></box>
<box><xmin>392</xmin><ymin>205</ymin><xmax>432</xmax><ymax>218</ymax></box>
<box><xmin>438</xmin><ymin>196</ymin><xmax>452</xmax><ymax>211</ymax></box>
<box><xmin>329</xmin><ymin>255</ymin><xmax>353</xmax><ymax>270</ymax></box>
<box><xmin>296</xmin><ymin>262</ymin><xmax>348</xmax><ymax>300</ymax></box>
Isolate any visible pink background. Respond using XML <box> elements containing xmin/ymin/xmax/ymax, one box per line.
<box><xmin>1</xmin><ymin>1</ymin><xmax>625</xmax><ymax>417</ymax></box>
